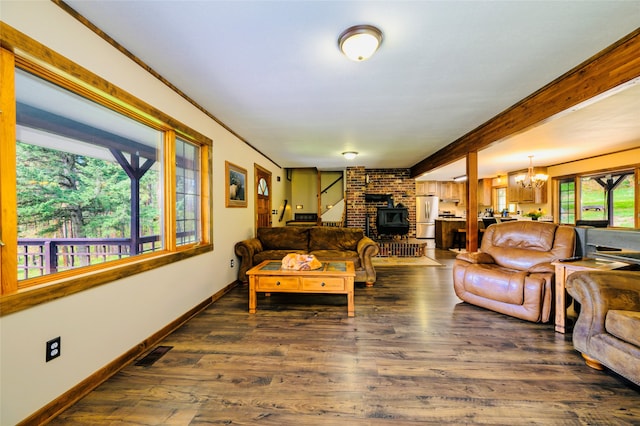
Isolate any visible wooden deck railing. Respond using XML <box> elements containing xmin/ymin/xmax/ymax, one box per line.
<box><xmin>17</xmin><ymin>235</ymin><xmax>162</xmax><ymax>279</ymax></box>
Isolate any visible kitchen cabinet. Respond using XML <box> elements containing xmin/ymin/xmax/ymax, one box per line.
<box><xmin>507</xmin><ymin>174</ymin><xmax>520</xmax><ymax>203</ymax></box>
<box><xmin>418</xmin><ymin>180</ymin><xmax>465</xmax><ymax>203</ymax></box>
<box><xmin>478</xmin><ymin>178</ymin><xmax>492</xmax><ymax>206</ymax></box>
<box><xmin>457</xmin><ymin>182</ymin><xmax>466</xmax><ymax>207</ymax></box>
<box><xmin>416</xmin><ymin>180</ymin><xmax>439</xmax><ymax>196</ymax></box>
<box><xmin>439</xmin><ymin>181</ymin><xmax>461</xmax><ymax>201</ymax></box>
<box><xmin>507</xmin><ymin>172</ymin><xmax>547</xmax><ymax>204</ymax></box>
<box><xmin>520</xmin><ymin>186</ymin><xmax>540</xmax><ymax>203</ymax></box>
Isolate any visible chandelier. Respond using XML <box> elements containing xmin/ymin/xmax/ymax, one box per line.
<box><xmin>515</xmin><ymin>156</ymin><xmax>548</xmax><ymax>189</ymax></box>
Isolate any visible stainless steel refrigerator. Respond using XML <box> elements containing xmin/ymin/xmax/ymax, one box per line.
<box><xmin>416</xmin><ymin>195</ymin><xmax>439</xmax><ymax>238</ymax></box>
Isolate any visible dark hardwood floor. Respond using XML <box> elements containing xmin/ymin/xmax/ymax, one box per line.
<box><xmin>51</xmin><ymin>248</ymin><xmax>639</xmax><ymax>425</ymax></box>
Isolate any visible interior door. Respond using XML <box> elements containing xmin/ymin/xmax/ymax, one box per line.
<box><xmin>255</xmin><ymin>164</ymin><xmax>272</xmax><ymax>230</ymax></box>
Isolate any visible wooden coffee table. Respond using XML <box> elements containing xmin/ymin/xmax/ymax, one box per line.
<box><xmin>247</xmin><ymin>260</ymin><xmax>356</xmax><ymax>317</ymax></box>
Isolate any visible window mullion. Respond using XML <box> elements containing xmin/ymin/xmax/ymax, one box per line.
<box><xmin>164</xmin><ymin>130</ymin><xmax>176</xmax><ymax>251</ymax></box>
<box><xmin>200</xmin><ymin>144</ymin><xmax>211</xmax><ymax>245</ymax></box>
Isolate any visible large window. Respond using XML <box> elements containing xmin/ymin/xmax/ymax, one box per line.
<box><xmin>15</xmin><ymin>69</ymin><xmax>164</xmax><ymax>279</ymax></box>
<box><xmin>495</xmin><ymin>187</ymin><xmax>507</xmax><ymax>214</ymax></box>
<box><xmin>558</xmin><ymin>170</ymin><xmax>635</xmax><ymax>227</ymax></box>
<box><xmin>0</xmin><ymin>34</ymin><xmax>211</xmax><ymax>302</ymax></box>
<box><xmin>580</xmin><ymin>171</ymin><xmax>635</xmax><ymax>227</ymax></box>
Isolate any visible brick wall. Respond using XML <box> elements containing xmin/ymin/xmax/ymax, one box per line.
<box><xmin>346</xmin><ymin>167</ymin><xmax>416</xmax><ymax>238</ymax></box>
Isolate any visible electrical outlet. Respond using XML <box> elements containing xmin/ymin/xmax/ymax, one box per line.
<box><xmin>230</xmin><ymin>259</ymin><xmax>234</xmax><ymax>268</ymax></box>
<box><xmin>46</xmin><ymin>337</ymin><xmax>61</xmax><ymax>362</ymax></box>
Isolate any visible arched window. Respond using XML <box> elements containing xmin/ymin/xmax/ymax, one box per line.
<box><xmin>257</xmin><ymin>177</ymin><xmax>269</xmax><ymax>196</ymax></box>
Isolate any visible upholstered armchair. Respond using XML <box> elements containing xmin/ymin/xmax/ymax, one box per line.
<box><xmin>565</xmin><ymin>270</ymin><xmax>640</xmax><ymax>386</ymax></box>
<box><xmin>453</xmin><ymin>221</ymin><xmax>575</xmax><ymax>322</ymax></box>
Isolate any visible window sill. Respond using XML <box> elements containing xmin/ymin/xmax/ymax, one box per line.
<box><xmin>0</xmin><ymin>244</ymin><xmax>212</xmax><ymax>317</ymax></box>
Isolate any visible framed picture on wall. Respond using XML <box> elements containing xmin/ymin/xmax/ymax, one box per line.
<box><xmin>225</xmin><ymin>161</ymin><xmax>247</xmax><ymax>207</ymax></box>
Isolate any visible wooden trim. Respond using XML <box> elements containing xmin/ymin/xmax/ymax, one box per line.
<box><xmin>51</xmin><ymin>0</ymin><xmax>280</xmax><ymax>169</ymax></box>
<box><xmin>254</xmin><ymin>163</ymin><xmax>272</xmax><ymax>230</ymax></box>
<box><xmin>164</xmin><ymin>130</ymin><xmax>177</xmax><ymax>251</ymax></box>
<box><xmin>16</xmin><ymin>56</ymin><xmax>166</xmax><ymax>134</ymax></box>
<box><xmin>17</xmin><ymin>283</ymin><xmax>237</xmax><ymax>426</ymax></box>
<box><xmin>0</xmin><ymin>24</ymin><xmax>216</xmax><ymax>297</ymax></box>
<box><xmin>0</xmin><ymin>22</ymin><xmax>212</xmax><ymax>148</ymax></box>
<box><xmin>466</xmin><ymin>152</ymin><xmax>479</xmax><ymax>252</ymax></box>
<box><xmin>0</xmin><ymin>48</ymin><xmax>18</xmax><ymax>294</ymax></box>
<box><xmin>201</xmin><ymin>144</ymin><xmax>212</xmax><ymax>244</ymax></box>
<box><xmin>411</xmin><ymin>28</ymin><xmax>640</xmax><ymax>178</ymax></box>
<box><xmin>0</xmin><ymin>244</ymin><xmax>212</xmax><ymax>316</ymax></box>
<box><xmin>317</xmin><ymin>169</ymin><xmax>322</xmax><ymax>225</ymax></box>
<box><xmin>635</xmin><ymin>167</ymin><xmax>640</xmax><ymax>229</ymax></box>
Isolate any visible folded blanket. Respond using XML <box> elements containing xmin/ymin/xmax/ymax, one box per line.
<box><xmin>281</xmin><ymin>253</ymin><xmax>322</xmax><ymax>271</ymax></box>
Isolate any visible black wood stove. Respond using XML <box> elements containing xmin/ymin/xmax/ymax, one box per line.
<box><xmin>376</xmin><ymin>206</ymin><xmax>410</xmax><ymax>237</ymax></box>
<box><xmin>364</xmin><ymin>193</ymin><xmax>410</xmax><ymax>237</ymax></box>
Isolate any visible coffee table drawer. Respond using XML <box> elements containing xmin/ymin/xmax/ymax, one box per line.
<box><xmin>301</xmin><ymin>277</ymin><xmax>345</xmax><ymax>291</ymax></box>
<box><xmin>256</xmin><ymin>276</ymin><xmax>299</xmax><ymax>290</ymax></box>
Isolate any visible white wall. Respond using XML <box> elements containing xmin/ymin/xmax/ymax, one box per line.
<box><xmin>0</xmin><ymin>2</ymin><xmax>283</xmax><ymax>424</ymax></box>
<box><xmin>547</xmin><ymin>147</ymin><xmax>640</xmax><ymax>177</ymax></box>
<box><xmin>321</xmin><ymin>198</ymin><xmax>345</xmax><ymax>222</ymax></box>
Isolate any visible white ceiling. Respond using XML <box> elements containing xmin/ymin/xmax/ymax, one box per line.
<box><xmin>63</xmin><ymin>1</ymin><xmax>640</xmax><ymax>179</ymax></box>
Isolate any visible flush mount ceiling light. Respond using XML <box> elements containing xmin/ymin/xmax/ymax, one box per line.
<box><xmin>338</xmin><ymin>25</ymin><xmax>383</xmax><ymax>61</ymax></box>
<box><xmin>342</xmin><ymin>151</ymin><xmax>358</xmax><ymax>160</ymax></box>
<box><xmin>515</xmin><ymin>155</ymin><xmax>549</xmax><ymax>189</ymax></box>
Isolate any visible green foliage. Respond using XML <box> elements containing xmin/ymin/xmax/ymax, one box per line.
<box><xmin>16</xmin><ymin>142</ymin><xmax>159</xmax><ymax>239</ymax></box>
<box><xmin>580</xmin><ymin>174</ymin><xmax>635</xmax><ymax>227</ymax></box>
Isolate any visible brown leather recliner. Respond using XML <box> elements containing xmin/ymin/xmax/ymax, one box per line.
<box><xmin>566</xmin><ymin>270</ymin><xmax>640</xmax><ymax>386</ymax></box>
<box><xmin>453</xmin><ymin>221</ymin><xmax>575</xmax><ymax>322</ymax></box>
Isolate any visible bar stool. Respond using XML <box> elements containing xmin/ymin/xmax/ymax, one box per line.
<box><xmin>452</xmin><ymin>228</ymin><xmax>466</xmax><ymax>250</ymax></box>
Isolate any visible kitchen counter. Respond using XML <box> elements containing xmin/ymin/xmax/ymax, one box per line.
<box><xmin>435</xmin><ymin>217</ymin><xmax>555</xmax><ymax>249</ymax></box>
<box><xmin>435</xmin><ymin>218</ymin><xmax>491</xmax><ymax>249</ymax></box>
<box><xmin>435</xmin><ymin>219</ymin><xmax>467</xmax><ymax>249</ymax></box>
<box><xmin>438</xmin><ymin>217</ymin><xmax>488</xmax><ymax>221</ymax></box>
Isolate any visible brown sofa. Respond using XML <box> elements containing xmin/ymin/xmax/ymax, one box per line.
<box><xmin>453</xmin><ymin>221</ymin><xmax>575</xmax><ymax>322</ymax></box>
<box><xmin>565</xmin><ymin>270</ymin><xmax>640</xmax><ymax>386</ymax></box>
<box><xmin>234</xmin><ymin>226</ymin><xmax>380</xmax><ymax>286</ymax></box>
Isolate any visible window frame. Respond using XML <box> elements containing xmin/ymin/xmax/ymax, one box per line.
<box><xmin>174</xmin><ymin>136</ymin><xmax>203</xmax><ymax>247</ymax></box>
<box><xmin>579</xmin><ymin>169</ymin><xmax>635</xmax><ymax>227</ymax></box>
<box><xmin>494</xmin><ymin>187</ymin><xmax>507</xmax><ymax>214</ymax></box>
<box><xmin>557</xmin><ymin>177</ymin><xmax>576</xmax><ymax>225</ymax></box>
<box><xmin>0</xmin><ymin>24</ymin><xmax>212</xmax><ymax>315</ymax></box>
<box><xmin>556</xmin><ymin>167</ymin><xmax>639</xmax><ymax>228</ymax></box>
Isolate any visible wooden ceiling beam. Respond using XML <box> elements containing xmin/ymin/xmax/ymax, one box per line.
<box><xmin>410</xmin><ymin>28</ymin><xmax>640</xmax><ymax>178</ymax></box>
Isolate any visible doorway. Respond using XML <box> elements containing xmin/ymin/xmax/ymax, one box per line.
<box><xmin>255</xmin><ymin>164</ymin><xmax>272</xmax><ymax>231</ymax></box>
